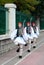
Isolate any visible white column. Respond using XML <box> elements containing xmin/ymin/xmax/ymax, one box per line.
<box><xmin>36</xmin><ymin>18</ymin><xmax>40</xmax><ymax>30</ymax></box>
<box><xmin>5</xmin><ymin>3</ymin><xmax>17</xmax><ymax>33</ymax></box>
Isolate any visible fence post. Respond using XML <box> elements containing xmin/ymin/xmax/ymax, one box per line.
<box><xmin>4</xmin><ymin>3</ymin><xmax>17</xmax><ymax>34</ymax></box>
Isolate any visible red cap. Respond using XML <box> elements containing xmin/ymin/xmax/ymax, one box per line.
<box><xmin>27</xmin><ymin>22</ymin><xmax>30</xmax><ymax>25</ymax></box>
<box><xmin>18</xmin><ymin>22</ymin><xmax>22</xmax><ymax>25</ymax></box>
<box><xmin>32</xmin><ymin>22</ymin><xmax>35</xmax><ymax>25</ymax></box>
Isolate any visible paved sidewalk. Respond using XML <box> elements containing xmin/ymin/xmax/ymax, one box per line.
<box><xmin>18</xmin><ymin>43</ymin><xmax>44</xmax><ymax>65</ymax></box>
<box><xmin>0</xmin><ymin>32</ymin><xmax>44</xmax><ymax>65</ymax></box>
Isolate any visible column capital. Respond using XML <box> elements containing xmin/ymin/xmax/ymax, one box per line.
<box><xmin>5</xmin><ymin>3</ymin><xmax>17</xmax><ymax>8</ymax></box>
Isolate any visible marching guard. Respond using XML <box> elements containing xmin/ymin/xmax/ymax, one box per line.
<box><xmin>10</xmin><ymin>21</ymin><xmax>39</xmax><ymax>58</ymax></box>
<box><xmin>10</xmin><ymin>22</ymin><xmax>26</xmax><ymax>58</ymax></box>
<box><xmin>32</xmin><ymin>22</ymin><xmax>39</xmax><ymax>48</ymax></box>
<box><xmin>23</xmin><ymin>22</ymin><xmax>33</xmax><ymax>52</ymax></box>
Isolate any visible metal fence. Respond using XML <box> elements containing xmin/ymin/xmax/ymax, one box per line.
<box><xmin>0</xmin><ymin>6</ymin><xmax>9</xmax><ymax>35</ymax></box>
<box><xmin>16</xmin><ymin>11</ymin><xmax>30</xmax><ymax>28</ymax></box>
<box><xmin>16</xmin><ymin>11</ymin><xmax>36</xmax><ymax>28</ymax></box>
<box><xmin>40</xmin><ymin>15</ymin><xmax>44</xmax><ymax>30</ymax></box>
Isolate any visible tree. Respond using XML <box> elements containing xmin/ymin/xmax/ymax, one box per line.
<box><xmin>0</xmin><ymin>0</ymin><xmax>40</xmax><ymax>15</ymax></box>
<box><xmin>14</xmin><ymin>0</ymin><xmax>40</xmax><ymax>15</ymax></box>
<box><xmin>0</xmin><ymin>0</ymin><xmax>14</xmax><ymax>5</ymax></box>
<box><xmin>34</xmin><ymin>0</ymin><xmax>44</xmax><ymax>17</ymax></box>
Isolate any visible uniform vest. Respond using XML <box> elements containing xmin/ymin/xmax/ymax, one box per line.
<box><xmin>17</xmin><ymin>27</ymin><xmax>23</xmax><ymax>37</ymax></box>
<box><xmin>26</xmin><ymin>26</ymin><xmax>31</xmax><ymax>34</ymax></box>
<box><xmin>33</xmin><ymin>26</ymin><xmax>36</xmax><ymax>33</ymax></box>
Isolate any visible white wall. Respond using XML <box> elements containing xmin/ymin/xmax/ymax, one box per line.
<box><xmin>36</xmin><ymin>18</ymin><xmax>40</xmax><ymax>30</ymax></box>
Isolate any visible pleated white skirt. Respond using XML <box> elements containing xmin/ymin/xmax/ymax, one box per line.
<box><xmin>32</xmin><ymin>33</ymin><xmax>38</xmax><ymax>38</ymax></box>
<box><xmin>14</xmin><ymin>37</ymin><xmax>26</xmax><ymax>45</ymax></box>
<box><xmin>23</xmin><ymin>33</ymin><xmax>33</xmax><ymax>41</ymax></box>
<box><xmin>31</xmin><ymin>27</ymin><xmax>38</xmax><ymax>38</ymax></box>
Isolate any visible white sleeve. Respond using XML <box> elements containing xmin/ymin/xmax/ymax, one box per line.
<box><xmin>10</xmin><ymin>29</ymin><xmax>17</xmax><ymax>40</ymax></box>
<box><xmin>36</xmin><ymin>27</ymin><xmax>39</xmax><ymax>36</ymax></box>
<box><xmin>24</xmin><ymin>27</ymin><xmax>27</xmax><ymax>34</ymax></box>
<box><xmin>31</xmin><ymin>27</ymin><xmax>34</xmax><ymax>34</ymax></box>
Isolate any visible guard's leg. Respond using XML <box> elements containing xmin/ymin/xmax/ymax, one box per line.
<box><xmin>16</xmin><ymin>44</ymin><xmax>20</xmax><ymax>52</ymax></box>
<box><xmin>19</xmin><ymin>44</ymin><xmax>23</xmax><ymax>58</ymax></box>
<box><xmin>25</xmin><ymin>40</ymin><xmax>28</xmax><ymax>46</ymax></box>
<box><xmin>31</xmin><ymin>39</ymin><xmax>34</xmax><ymax>44</ymax></box>
<box><xmin>27</xmin><ymin>39</ymin><xmax>32</xmax><ymax>52</ymax></box>
<box><xmin>16</xmin><ymin>46</ymin><xmax>20</xmax><ymax>52</ymax></box>
<box><xmin>33</xmin><ymin>38</ymin><xmax>36</xmax><ymax>48</ymax></box>
<box><xmin>14</xmin><ymin>41</ymin><xmax>20</xmax><ymax>52</ymax></box>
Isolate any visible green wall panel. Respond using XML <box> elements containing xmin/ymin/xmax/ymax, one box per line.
<box><xmin>0</xmin><ymin>10</ymin><xmax>6</xmax><ymax>35</ymax></box>
<box><xmin>40</xmin><ymin>17</ymin><xmax>44</xmax><ymax>30</ymax></box>
<box><xmin>16</xmin><ymin>11</ymin><xmax>30</xmax><ymax>29</ymax></box>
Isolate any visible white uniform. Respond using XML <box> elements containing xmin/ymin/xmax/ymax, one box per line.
<box><xmin>23</xmin><ymin>26</ymin><xmax>33</xmax><ymax>51</ymax></box>
<box><xmin>10</xmin><ymin>29</ymin><xmax>17</xmax><ymax>40</ymax></box>
<box><xmin>31</xmin><ymin>26</ymin><xmax>39</xmax><ymax>47</ymax></box>
<box><xmin>14</xmin><ymin>37</ymin><xmax>26</xmax><ymax>45</ymax></box>
<box><xmin>23</xmin><ymin>27</ymin><xmax>33</xmax><ymax>41</ymax></box>
<box><xmin>10</xmin><ymin>28</ymin><xmax>26</xmax><ymax>58</ymax></box>
<box><xmin>10</xmin><ymin>29</ymin><xmax>26</xmax><ymax>45</ymax></box>
<box><xmin>36</xmin><ymin>27</ymin><xmax>39</xmax><ymax>36</ymax></box>
<box><xmin>32</xmin><ymin>26</ymin><xmax>39</xmax><ymax>39</ymax></box>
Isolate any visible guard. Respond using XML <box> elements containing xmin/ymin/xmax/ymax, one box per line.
<box><xmin>14</xmin><ymin>22</ymin><xmax>26</xmax><ymax>58</ymax></box>
<box><xmin>23</xmin><ymin>22</ymin><xmax>33</xmax><ymax>52</ymax></box>
<box><xmin>32</xmin><ymin>22</ymin><xmax>39</xmax><ymax>48</ymax></box>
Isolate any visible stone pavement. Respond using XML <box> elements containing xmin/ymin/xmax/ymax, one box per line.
<box><xmin>18</xmin><ymin>41</ymin><xmax>44</xmax><ymax>65</ymax></box>
<box><xmin>0</xmin><ymin>31</ymin><xmax>44</xmax><ymax>65</ymax></box>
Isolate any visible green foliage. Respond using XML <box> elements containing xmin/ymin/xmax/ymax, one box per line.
<box><xmin>0</xmin><ymin>0</ymin><xmax>14</xmax><ymax>5</ymax></box>
<box><xmin>0</xmin><ymin>0</ymin><xmax>40</xmax><ymax>15</ymax></box>
<box><xmin>14</xmin><ymin>0</ymin><xmax>40</xmax><ymax>15</ymax></box>
<box><xmin>34</xmin><ymin>0</ymin><xmax>44</xmax><ymax>17</ymax></box>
